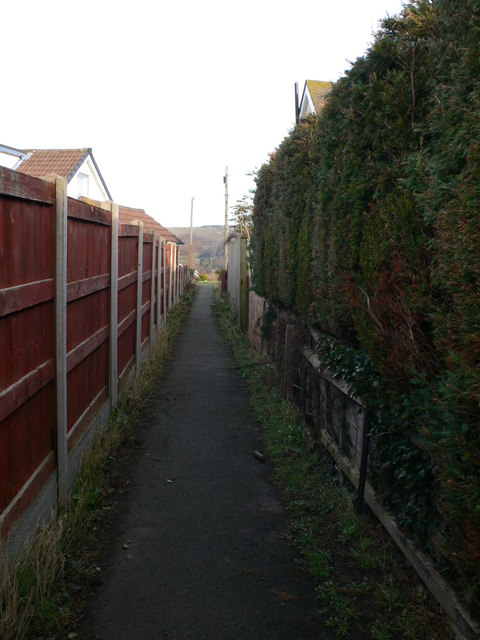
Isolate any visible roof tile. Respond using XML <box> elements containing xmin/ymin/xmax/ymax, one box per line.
<box><xmin>118</xmin><ymin>205</ymin><xmax>182</xmax><ymax>244</ymax></box>
<box><xmin>16</xmin><ymin>148</ymin><xmax>89</xmax><ymax>180</ymax></box>
<box><xmin>305</xmin><ymin>80</ymin><xmax>332</xmax><ymax>113</ymax></box>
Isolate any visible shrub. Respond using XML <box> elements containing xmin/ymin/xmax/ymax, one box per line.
<box><xmin>251</xmin><ymin>0</ymin><xmax>480</xmax><ymax>611</ymax></box>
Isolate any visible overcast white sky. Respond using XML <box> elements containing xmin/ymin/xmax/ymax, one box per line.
<box><xmin>2</xmin><ymin>0</ymin><xmax>405</xmax><ymax>228</ymax></box>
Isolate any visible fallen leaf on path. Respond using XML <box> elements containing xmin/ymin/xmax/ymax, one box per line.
<box><xmin>253</xmin><ymin>450</ymin><xmax>265</xmax><ymax>462</ymax></box>
<box><xmin>270</xmin><ymin>589</ymin><xmax>298</xmax><ymax>601</ymax></box>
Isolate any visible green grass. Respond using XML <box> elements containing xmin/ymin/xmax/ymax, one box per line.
<box><xmin>350</xmin><ymin>537</ymin><xmax>386</xmax><ymax>571</ymax></box>
<box><xmin>212</xmin><ymin>290</ymin><xmax>452</xmax><ymax>639</ymax></box>
<box><xmin>0</xmin><ymin>285</ymin><xmax>197</xmax><ymax>640</ymax></box>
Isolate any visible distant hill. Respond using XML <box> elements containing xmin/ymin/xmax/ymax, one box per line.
<box><xmin>169</xmin><ymin>225</ymin><xmax>231</xmax><ymax>272</ymax></box>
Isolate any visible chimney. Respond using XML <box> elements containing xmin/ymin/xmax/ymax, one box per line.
<box><xmin>295</xmin><ymin>82</ymin><xmax>300</xmax><ymax>125</ymax></box>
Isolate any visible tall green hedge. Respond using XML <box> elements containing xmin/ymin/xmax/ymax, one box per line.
<box><xmin>252</xmin><ymin>0</ymin><xmax>480</xmax><ymax>612</ymax></box>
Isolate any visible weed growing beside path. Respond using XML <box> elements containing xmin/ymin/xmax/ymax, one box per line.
<box><xmin>0</xmin><ymin>286</ymin><xmax>197</xmax><ymax>640</ymax></box>
<box><xmin>212</xmin><ymin>291</ymin><xmax>452</xmax><ymax>640</ymax></box>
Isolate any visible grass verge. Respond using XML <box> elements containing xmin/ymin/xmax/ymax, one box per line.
<box><xmin>0</xmin><ymin>285</ymin><xmax>197</xmax><ymax>640</ymax></box>
<box><xmin>212</xmin><ymin>290</ymin><xmax>452</xmax><ymax>640</ymax></box>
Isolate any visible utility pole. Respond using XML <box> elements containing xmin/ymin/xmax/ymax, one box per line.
<box><xmin>190</xmin><ymin>196</ymin><xmax>194</xmax><ymax>245</ymax></box>
<box><xmin>224</xmin><ymin>166</ymin><xmax>228</xmax><ymax>270</ymax></box>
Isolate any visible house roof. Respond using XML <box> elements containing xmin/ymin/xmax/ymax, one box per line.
<box><xmin>306</xmin><ymin>80</ymin><xmax>332</xmax><ymax>111</ymax></box>
<box><xmin>300</xmin><ymin>80</ymin><xmax>332</xmax><ymax>117</ymax></box>
<box><xmin>17</xmin><ymin>148</ymin><xmax>89</xmax><ymax>180</ymax></box>
<box><xmin>118</xmin><ymin>205</ymin><xmax>183</xmax><ymax>244</ymax></box>
<box><xmin>16</xmin><ymin>147</ymin><xmax>112</xmax><ymax>200</ymax></box>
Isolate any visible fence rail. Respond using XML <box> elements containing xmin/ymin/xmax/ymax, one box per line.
<box><xmin>0</xmin><ymin>166</ymin><xmax>188</xmax><ymax>546</ymax></box>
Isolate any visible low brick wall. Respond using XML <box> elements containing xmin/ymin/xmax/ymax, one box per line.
<box><xmin>248</xmin><ymin>291</ymin><xmax>364</xmax><ymax>464</ymax></box>
<box><xmin>245</xmin><ymin>290</ymin><xmax>479</xmax><ymax>640</ymax></box>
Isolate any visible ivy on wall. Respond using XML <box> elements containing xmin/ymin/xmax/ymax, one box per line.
<box><xmin>251</xmin><ymin>0</ymin><xmax>480</xmax><ymax>612</ymax></box>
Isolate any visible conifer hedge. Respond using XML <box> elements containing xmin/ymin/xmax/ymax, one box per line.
<box><xmin>252</xmin><ymin>0</ymin><xmax>480</xmax><ymax>612</ymax></box>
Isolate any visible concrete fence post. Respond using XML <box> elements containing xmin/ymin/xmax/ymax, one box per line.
<box><xmin>149</xmin><ymin>231</ymin><xmax>156</xmax><ymax>356</ymax></box>
<box><xmin>177</xmin><ymin>249</ymin><xmax>180</xmax><ymax>300</ymax></box>
<box><xmin>179</xmin><ymin>252</ymin><xmax>182</xmax><ymax>299</ymax></box>
<box><xmin>175</xmin><ymin>245</ymin><xmax>178</xmax><ymax>305</ymax></box>
<box><xmin>174</xmin><ymin>247</ymin><xmax>177</xmax><ymax>305</ymax></box>
<box><xmin>155</xmin><ymin>235</ymin><xmax>161</xmax><ymax>331</ymax></box>
<box><xmin>168</xmin><ymin>242</ymin><xmax>174</xmax><ymax>310</ymax></box>
<box><xmin>172</xmin><ymin>244</ymin><xmax>176</xmax><ymax>307</ymax></box>
<box><xmin>177</xmin><ymin>248</ymin><xmax>180</xmax><ymax>303</ymax></box>
<box><xmin>53</xmin><ymin>176</ymin><xmax>68</xmax><ymax>508</ymax></box>
<box><xmin>136</xmin><ymin>221</ymin><xmax>144</xmax><ymax>376</ymax></box>
<box><xmin>162</xmin><ymin>239</ymin><xmax>167</xmax><ymax>324</ymax></box>
<box><xmin>110</xmin><ymin>202</ymin><xmax>119</xmax><ymax>410</ymax></box>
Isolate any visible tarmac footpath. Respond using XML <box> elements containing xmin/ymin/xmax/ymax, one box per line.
<box><xmin>76</xmin><ymin>285</ymin><xmax>329</xmax><ymax>640</ymax></box>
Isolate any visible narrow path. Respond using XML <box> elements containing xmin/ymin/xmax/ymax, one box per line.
<box><xmin>77</xmin><ymin>286</ymin><xmax>328</xmax><ymax>640</ymax></box>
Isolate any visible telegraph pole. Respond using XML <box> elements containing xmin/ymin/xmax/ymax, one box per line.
<box><xmin>190</xmin><ymin>197</ymin><xmax>194</xmax><ymax>245</ymax></box>
<box><xmin>224</xmin><ymin>166</ymin><xmax>228</xmax><ymax>270</ymax></box>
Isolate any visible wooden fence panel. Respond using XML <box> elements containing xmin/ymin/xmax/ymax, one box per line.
<box><xmin>165</xmin><ymin>242</ymin><xmax>172</xmax><ymax>312</ymax></box>
<box><xmin>227</xmin><ymin>238</ymin><xmax>248</xmax><ymax>332</ymax></box>
<box><xmin>66</xmin><ymin>199</ymin><xmax>111</xmax><ymax>449</ymax></box>
<box><xmin>118</xmin><ymin>228</ymin><xmax>138</xmax><ymax>382</ymax></box>
<box><xmin>160</xmin><ymin>242</ymin><xmax>166</xmax><ymax>318</ymax></box>
<box><xmin>0</xmin><ymin>170</ymin><xmax>56</xmax><ymax>538</ymax></box>
<box><xmin>141</xmin><ymin>235</ymin><xmax>153</xmax><ymax>344</ymax></box>
<box><xmin>0</xmin><ymin>168</ymin><xmax>55</xmax><ymax>206</ymax></box>
<box><xmin>153</xmin><ymin>240</ymin><xmax>159</xmax><ymax>330</ymax></box>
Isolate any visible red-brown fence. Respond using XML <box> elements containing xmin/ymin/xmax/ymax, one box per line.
<box><xmin>0</xmin><ymin>166</ymin><xmax>188</xmax><ymax>546</ymax></box>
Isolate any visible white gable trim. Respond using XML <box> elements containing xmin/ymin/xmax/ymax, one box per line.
<box><xmin>299</xmin><ymin>85</ymin><xmax>315</xmax><ymax>119</ymax></box>
<box><xmin>86</xmin><ymin>156</ymin><xmax>109</xmax><ymax>200</ymax></box>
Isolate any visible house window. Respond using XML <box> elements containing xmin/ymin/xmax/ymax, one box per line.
<box><xmin>77</xmin><ymin>172</ymin><xmax>89</xmax><ymax>197</ymax></box>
